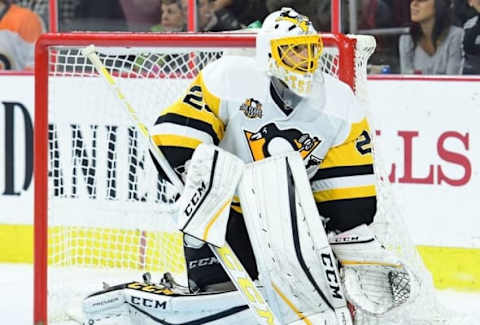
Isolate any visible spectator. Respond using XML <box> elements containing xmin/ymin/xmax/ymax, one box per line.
<box><xmin>198</xmin><ymin>0</ymin><xmax>241</xmax><ymax>31</ymax></box>
<box><xmin>72</xmin><ymin>0</ymin><xmax>127</xmax><ymax>31</ymax></box>
<box><xmin>453</xmin><ymin>0</ymin><xmax>477</xmax><ymax>25</ymax></box>
<box><xmin>462</xmin><ymin>0</ymin><xmax>480</xmax><ymax>73</ymax></box>
<box><xmin>212</xmin><ymin>0</ymin><xmax>268</xmax><ymax>27</ymax></box>
<box><xmin>119</xmin><ymin>0</ymin><xmax>163</xmax><ymax>32</ymax></box>
<box><xmin>134</xmin><ymin>0</ymin><xmax>187</xmax><ymax>75</ymax></box>
<box><xmin>399</xmin><ymin>0</ymin><xmax>463</xmax><ymax>74</ymax></box>
<box><xmin>391</xmin><ymin>0</ymin><xmax>412</xmax><ymax>27</ymax></box>
<box><xmin>14</xmin><ymin>0</ymin><xmax>81</xmax><ymax>31</ymax></box>
<box><xmin>0</xmin><ymin>0</ymin><xmax>44</xmax><ymax>70</ymax></box>
<box><xmin>359</xmin><ymin>0</ymin><xmax>394</xmax><ymax>29</ymax></box>
<box><xmin>150</xmin><ymin>0</ymin><xmax>186</xmax><ymax>32</ymax></box>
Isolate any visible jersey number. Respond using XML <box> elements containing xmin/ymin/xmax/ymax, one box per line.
<box><xmin>356</xmin><ymin>130</ymin><xmax>372</xmax><ymax>155</ymax></box>
<box><xmin>183</xmin><ymin>85</ymin><xmax>212</xmax><ymax>113</ymax></box>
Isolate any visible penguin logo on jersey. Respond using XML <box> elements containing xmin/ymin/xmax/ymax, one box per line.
<box><xmin>244</xmin><ymin>123</ymin><xmax>321</xmax><ymax>161</ymax></box>
<box><xmin>240</xmin><ymin>98</ymin><xmax>263</xmax><ymax>119</ymax></box>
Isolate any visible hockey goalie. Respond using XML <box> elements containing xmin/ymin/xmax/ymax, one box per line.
<box><xmin>81</xmin><ymin>7</ymin><xmax>419</xmax><ymax>325</ymax></box>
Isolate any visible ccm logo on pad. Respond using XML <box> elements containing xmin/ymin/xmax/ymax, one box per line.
<box><xmin>184</xmin><ymin>181</ymin><xmax>207</xmax><ymax>217</ymax></box>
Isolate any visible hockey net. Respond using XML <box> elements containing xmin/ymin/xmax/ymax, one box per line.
<box><xmin>34</xmin><ymin>32</ymin><xmax>467</xmax><ymax>324</ymax></box>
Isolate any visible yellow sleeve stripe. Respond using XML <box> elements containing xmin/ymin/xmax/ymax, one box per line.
<box><xmin>320</xmin><ymin>142</ymin><xmax>373</xmax><ymax>168</ymax></box>
<box><xmin>313</xmin><ymin>185</ymin><xmax>376</xmax><ymax>202</ymax></box>
<box><xmin>321</xmin><ymin>118</ymin><xmax>373</xmax><ymax>169</ymax></box>
<box><xmin>345</xmin><ymin>117</ymin><xmax>371</xmax><ymax>143</ymax></box>
<box><xmin>197</xmin><ymin>71</ymin><xmax>221</xmax><ymax>117</ymax></box>
<box><xmin>152</xmin><ymin>134</ymin><xmax>202</xmax><ymax>150</ymax></box>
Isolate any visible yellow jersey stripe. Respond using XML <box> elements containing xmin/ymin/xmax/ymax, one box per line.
<box><xmin>321</xmin><ymin>118</ymin><xmax>373</xmax><ymax>169</ymax></box>
<box><xmin>155</xmin><ymin>112</ymin><xmax>223</xmax><ymax>145</ymax></box>
<box><xmin>152</xmin><ymin>134</ymin><xmax>202</xmax><ymax>149</ymax></box>
<box><xmin>196</xmin><ymin>71</ymin><xmax>221</xmax><ymax>117</ymax></box>
<box><xmin>313</xmin><ymin>185</ymin><xmax>376</xmax><ymax>202</ymax></box>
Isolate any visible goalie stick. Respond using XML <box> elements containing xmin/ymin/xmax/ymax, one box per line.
<box><xmin>82</xmin><ymin>45</ymin><xmax>281</xmax><ymax>325</ymax></box>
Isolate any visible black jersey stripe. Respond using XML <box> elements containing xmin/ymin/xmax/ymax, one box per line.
<box><xmin>155</xmin><ymin>113</ymin><xmax>220</xmax><ymax>145</ymax></box>
<box><xmin>317</xmin><ymin>196</ymin><xmax>376</xmax><ymax>233</ymax></box>
<box><xmin>312</xmin><ymin>164</ymin><xmax>374</xmax><ymax>181</ymax></box>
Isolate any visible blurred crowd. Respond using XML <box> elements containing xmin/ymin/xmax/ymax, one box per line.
<box><xmin>1</xmin><ymin>0</ymin><xmax>480</xmax><ymax>74</ymax></box>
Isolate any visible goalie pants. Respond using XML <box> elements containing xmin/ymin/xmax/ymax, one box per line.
<box><xmin>184</xmin><ymin>209</ymin><xmax>258</xmax><ymax>291</ymax></box>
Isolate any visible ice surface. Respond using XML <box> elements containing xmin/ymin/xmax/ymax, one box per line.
<box><xmin>1</xmin><ymin>263</ymin><xmax>478</xmax><ymax>324</ymax></box>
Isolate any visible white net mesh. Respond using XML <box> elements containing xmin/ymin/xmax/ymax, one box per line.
<box><xmin>350</xmin><ymin>37</ymin><xmax>474</xmax><ymax>325</ymax></box>
<box><xmin>37</xmin><ymin>33</ymin><xmax>470</xmax><ymax>324</ymax></box>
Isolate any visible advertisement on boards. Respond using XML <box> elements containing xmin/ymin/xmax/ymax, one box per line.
<box><xmin>0</xmin><ymin>76</ymin><xmax>479</xmax><ymax>249</ymax></box>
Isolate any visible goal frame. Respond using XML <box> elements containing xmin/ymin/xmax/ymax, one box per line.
<box><xmin>34</xmin><ymin>32</ymin><xmax>361</xmax><ymax>325</ymax></box>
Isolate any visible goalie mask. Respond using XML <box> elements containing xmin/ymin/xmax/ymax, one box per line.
<box><xmin>256</xmin><ymin>8</ymin><xmax>323</xmax><ymax>97</ymax></box>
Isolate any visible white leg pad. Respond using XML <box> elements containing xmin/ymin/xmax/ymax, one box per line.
<box><xmin>238</xmin><ymin>151</ymin><xmax>352</xmax><ymax>325</ymax></box>
<box><xmin>83</xmin><ymin>282</ymin><xmax>255</xmax><ymax>325</ymax></box>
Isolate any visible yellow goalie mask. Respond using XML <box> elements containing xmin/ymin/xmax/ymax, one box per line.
<box><xmin>256</xmin><ymin>8</ymin><xmax>323</xmax><ymax>97</ymax></box>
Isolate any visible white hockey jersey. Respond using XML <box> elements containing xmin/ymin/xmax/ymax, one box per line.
<box><xmin>151</xmin><ymin>55</ymin><xmax>376</xmax><ymax>232</ymax></box>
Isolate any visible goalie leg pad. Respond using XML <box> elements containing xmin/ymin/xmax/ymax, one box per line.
<box><xmin>83</xmin><ymin>281</ymin><xmax>255</xmax><ymax>325</ymax></box>
<box><xmin>238</xmin><ymin>151</ymin><xmax>351</xmax><ymax>325</ymax></box>
<box><xmin>177</xmin><ymin>143</ymin><xmax>244</xmax><ymax>247</ymax></box>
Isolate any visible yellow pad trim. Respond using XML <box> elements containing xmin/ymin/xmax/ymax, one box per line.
<box><xmin>272</xmin><ymin>282</ymin><xmax>312</xmax><ymax>324</ymax></box>
<box><xmin>340</xmin><ymin>260</ymin><xmax>402</xmax><ymax>268</ymax></box>
<box><xmin>203</xmin><ymin>198</ymin><xmax>232</xmax><ymax>241</ymax></box>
